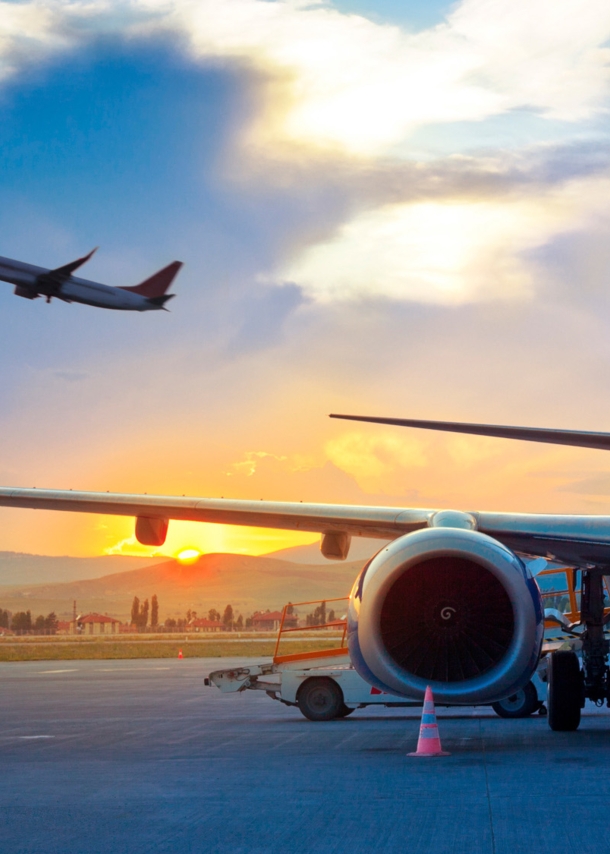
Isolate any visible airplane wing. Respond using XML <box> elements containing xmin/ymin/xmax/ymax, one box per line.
<box><xmin>50</xmin><ymin>248</ymin><xmax>97</xmax><ymax>279</ymax></box>
<box><xmin>1</xmin><ymin>487</ymin><xmax>610</xmax><ymax>565</ymax></box>
<box><xmin>329</xmin><ymin>414</ymin><xmax>610</xmax><ymax>451</ymax></box>
<box><xmin>0</xmin><ymin>488</ymin><xmax>430</xmax><ymax>540</ymax></box>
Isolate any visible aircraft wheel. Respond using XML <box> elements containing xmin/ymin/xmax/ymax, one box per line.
<box><xmin>548</xmin><ymin>651</ymin><xmax>582</xmax><ymax>731</ymax></box>
<box><xmin>297</xmin><ymin>677</ymin><xmax>344</xmax><ymax>721</ymax></box>
<box><xmin>492</xmin><ymin>681</ymin><xmax>539</xmax><ymax>718</ymax></box>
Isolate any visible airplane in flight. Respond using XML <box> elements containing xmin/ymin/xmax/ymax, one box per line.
<box><xmin>1</xmin><ymin>414</ymin><xmax>609</xmax><ymax>733</ymax></box>
<box><xmin>0</xmin><ymin>249</ymin><xmax>182</xmax><ymax>311</ymax></box>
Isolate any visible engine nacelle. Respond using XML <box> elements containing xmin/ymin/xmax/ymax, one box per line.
<box><xmin>347</xmin><ymin>527</ymin><xmax>543</xmax><ymax>704</ymax></box>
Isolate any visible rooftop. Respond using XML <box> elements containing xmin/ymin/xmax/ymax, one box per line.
<box><xmin>77</xmin><ymin>613</ymin><xmax>121</xmax><ymax>624</ymax></box>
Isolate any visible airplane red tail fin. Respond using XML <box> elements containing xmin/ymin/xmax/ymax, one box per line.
<box><xmin>120</xmin><ymin>261</ymin><xmax>183</xmax><ymax>297</ymax></box>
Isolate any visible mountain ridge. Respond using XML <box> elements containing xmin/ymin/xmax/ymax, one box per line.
<box><xmin>0</xmin><ymin>551</ymin><xmax>366</xmax><ymax>621</ymax></box>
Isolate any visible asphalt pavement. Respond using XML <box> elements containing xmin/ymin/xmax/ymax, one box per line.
<box><xmin>2</xmin><ymin>658</ymin><xmax>610</xmax><ymax>854</ymax></box>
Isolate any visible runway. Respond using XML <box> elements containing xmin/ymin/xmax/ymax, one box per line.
<box><xmin>2</xmin><ymin>658</ymin><xmax>610</xmax><ymax>854</ymax></box>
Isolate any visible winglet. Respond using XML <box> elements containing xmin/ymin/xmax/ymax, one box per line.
<box><xmin>120</xmin><ymin>261</ymin><xmax>183</xmax><ymax>298</ymax></box>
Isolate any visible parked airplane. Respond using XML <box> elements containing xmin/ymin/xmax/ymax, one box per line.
<box><xmin>1</xmin><ymin>414</ymin><xmax>610</xmax><ymax>733</ymax></box>
<box><xmin>0</xmin><ymin>249</ymin><xmax>182</xmax><ymax>311</ymax></box>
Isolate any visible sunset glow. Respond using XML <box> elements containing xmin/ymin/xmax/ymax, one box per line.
<box><xmin>176</xmin><ymin>549</ymin><xmax>201</xmax><ymax>564</ymax></box>
<box><xmin>0</xmin><ymin>0</ymin><xmax>609</xmax><ymax>558</ymax></box>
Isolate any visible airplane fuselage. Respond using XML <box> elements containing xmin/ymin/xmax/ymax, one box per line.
<box><xmin>0</xmin><ymin>252</ymin><xmax>181</xmax><ymax>311</ymax></box>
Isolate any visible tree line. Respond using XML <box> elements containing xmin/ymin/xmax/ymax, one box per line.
<box><xmin>126</xmin><ymin>598</ymin><xmax>340</xmax><ymax>631</ymax></box>
<box><xmin>130</xmin><ymin>594</ymin><xmax>159</xmax><ymax>629</ymax></box>
<box><xmin>162</xmin><ymin>604</ymin><xmax>244</xmax><ymax>630</ymax></box>
<box><xmin>0</xmin><ymin>609</ymin><xmax>58</xmax><ymax>633</ymax></box>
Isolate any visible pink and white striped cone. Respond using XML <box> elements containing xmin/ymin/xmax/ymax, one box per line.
<box><xmin>408</xmin><ymin>686</ymin><xmax>450</xmax><ymax>757</ymax></box>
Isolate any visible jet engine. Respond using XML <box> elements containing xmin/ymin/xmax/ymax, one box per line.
<box><xmin>347</xmin><ymin>525</ymin><xmax>543</xmax><ymax>704</ymax></box>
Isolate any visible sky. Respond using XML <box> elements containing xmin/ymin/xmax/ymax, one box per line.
<box><xmin>1</xmin><ymin>0</ymin><xmax>610</xmax><ymax>559</ymax></box>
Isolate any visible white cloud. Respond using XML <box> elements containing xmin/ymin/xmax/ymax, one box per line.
<box><xmin>276</xmin><ymin>174</ymin><xmax>610</xmax><ymax>303</ymax></box>
<box><xmin>139</xmin><ymin>0</ymin><xmax>610</xmax><ymax>155</ymax></box>
<box><xmin>0</xmin><ymin>2</ymin><xmax>73</xmax><ymax>83</ymax></box>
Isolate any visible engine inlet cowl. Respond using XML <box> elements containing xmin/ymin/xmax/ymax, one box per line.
<box><xmin>348</xmin><ymin>526</ymin><xmax>542</xmax><ymax>704</ymax></box>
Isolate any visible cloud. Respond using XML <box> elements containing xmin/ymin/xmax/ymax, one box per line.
<box><xmin>277</xmin><ymin>173</ymin><xmax>610</xmax><ymax>303</ymax></box>
<box><xmin>325</xmin><ymin>430</ymin><xmax>427</xmax><ymax>492</ymax></box>
<box><xmin>0</xmin><ymin>2</ymin><xmax>72</xmax><ymax>86</ymax></box>
<box><xmin>2</xmin><ymin>0</ymin><xmax>609</xmax><ymax>157</ymax></box>
<box><xmin>225</xmin><ymin>282</ymin><xmax>306</xmax><ymax>355</ymax></box>
<box><xmin>557</xmin><ymin>474</ymin><xmax>610</xmax><ymax>496</ymax></box>
<box><xmin>1</xmin><ymin>1</ymin><xmax>609</xmax><ymax>310</ymax></box>
<box><xmin>147</xmin><ymin>0</ymin><xmax>610</xmax><ymax>156</ymax></box>
<box><xmin>228</xmin><ymin>450</ymin><xmax>288</xmax><ymax>477</ymax></box>
<box><xmin>104</xmin><ymin>535</ymin><xmax>161</xmax><ymax>555</ymax></box>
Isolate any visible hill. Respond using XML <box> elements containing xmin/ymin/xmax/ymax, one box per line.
<box><xmin>0</xmin><ymin>552</ymin><xmax>167</xmax><ymax>586</ymax></box>
<box><xmin>0</xmin><ymin>553</ymin><xmax>367</xmax><ymax>622</ymax></box>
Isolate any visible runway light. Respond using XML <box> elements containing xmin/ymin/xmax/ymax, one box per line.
<box><xmin>176</xmin><ymin>549</ymin><xmax>201</xmax><ymax>564</ymax></box>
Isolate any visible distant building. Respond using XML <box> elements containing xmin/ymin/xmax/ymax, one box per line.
<box><xmin>75</xmin><ymin>613</ymin><xmax>121</xmax><ymax>635</ymax></box>
<box><xmin>56</xmin><ymin>620</ymin><xmax>72</xmax><ymax>634</ymax></box>
<box><xmin>189</xmin><ymin>618</ymin><xmax>224</xmax><ymax>633</ymax></box>
<box><xmin>0</xmin><ymin>626</ymin><xmax>14</xmax><ymax>637</ymax></box>
<box><xmin>252</xmin><ymin>611</ymin><xmax>298</xmax><ymax>632</ymax></box>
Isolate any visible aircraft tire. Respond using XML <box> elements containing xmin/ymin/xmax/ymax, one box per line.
<box><xmin>548</xmin><ymin>651</ymin><xmax>582</xmax><ymax>731</ymax></box>
<box><xmin>297</xmin><ymin>677</ymin><xmax>344</xmax><ymax>721</ymax></box>
<box><xmin>491</xmin><ymin>681</ymin><xmax>539</xmax><ymax>718</ymax></box>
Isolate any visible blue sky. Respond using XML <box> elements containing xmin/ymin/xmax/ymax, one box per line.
<box><xmin>0</xmin><ymin>0</ymin><xmax>610</xmax><ymax>557</ymax></box>
<box><xmin>331</xmin><ymin>0</ymin><xmax>454</xmax><ymax>29</ymax></box>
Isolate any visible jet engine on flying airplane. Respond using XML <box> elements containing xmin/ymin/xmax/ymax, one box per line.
<box><xmin>347</xmin><ymin>522</ymin><xmax>544</xmax><ymax>705</ymax></box>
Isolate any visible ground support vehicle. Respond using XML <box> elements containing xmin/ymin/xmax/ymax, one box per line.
<box><xmin>205</xmin><ymin>597</ymin><xmax>548</xmax><ymax>720</ymax></box>
<box><xmin>206</xmin><ymin>652</ymin><xmax>548</xmax><ymax>721</ymax></box>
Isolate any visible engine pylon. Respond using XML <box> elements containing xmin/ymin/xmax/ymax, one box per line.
<box><xmin>408</xmin><ymin>686</ymin><xmax>450</xmax><ymax>757</ymax></box>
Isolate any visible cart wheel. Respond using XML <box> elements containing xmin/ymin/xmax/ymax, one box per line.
<box><xmin>336</xmin><ymin>704</ymin><xmax>355</xmax><ymax>718</ymax></box>
<box><xmin>548</xmin><ymin>650</ymin><xmax>582</xmax><ymax>731</ymax></box>
<box><xmin>491</xmin><ymin>681</ymin><xmax>539</xmax><ymax>718</ymax></box>
<box><xmin>297</xmin><ymin>677</ymin><xmax>344</xmax><ymax>721</ymax></box>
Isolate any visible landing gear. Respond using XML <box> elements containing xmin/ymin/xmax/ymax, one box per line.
<box><xmin>548</xmin><ymin>651</ymin><xmax>583</xmax><ymax>731</ymax></box>
<box><xmin>492</xmin><ymin>681</ymin><xmax>539</xmax><ymax>718</ymax></box>
<box><xmin>546</xmin><ymin>569</ymin><xmax>610</xmax><ymax>731</ymax></box>
<box><xmin>580</xmin><ymin>570</ymin><xmax>610</xmax><ymax>705</ymax></box>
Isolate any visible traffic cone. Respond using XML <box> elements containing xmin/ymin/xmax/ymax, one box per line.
<box><xmin>178</xmin><ymin>649</ymin><xmax>183</xmax><ymax>659</ymax></box>
<box><xmin>408</xmin><ymin>686</ymin><xmax>450</xmax><ymax>757</ymax></box>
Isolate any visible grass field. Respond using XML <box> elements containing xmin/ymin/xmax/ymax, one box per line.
<box><xmin>0</xmin><ymin>634</ymin><xmax>344</xmax><ymax>662</ymax></box>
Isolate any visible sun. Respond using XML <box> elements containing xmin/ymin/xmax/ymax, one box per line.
<box><xmin>176</xmin><ymin>548</ymin><xmax>201</xmax><ymax>565</ymax></box>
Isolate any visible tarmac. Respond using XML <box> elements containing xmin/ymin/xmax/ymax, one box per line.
<box><xmin>2</xmin><ymin>657</ymin><xmax>610</xmax><ymax>854</ymax></box>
